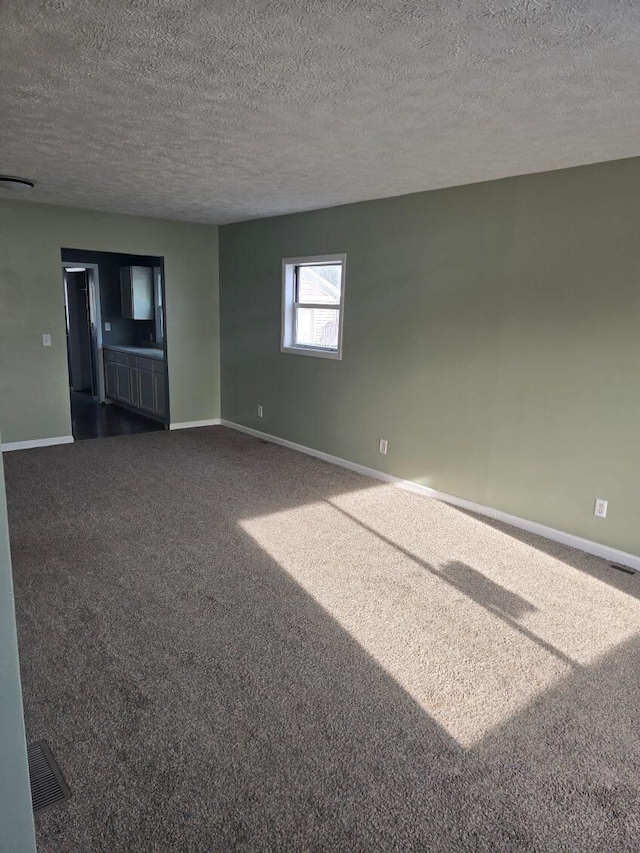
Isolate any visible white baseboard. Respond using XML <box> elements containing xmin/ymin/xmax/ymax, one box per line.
<box><xmin>1</xmin><ymin>435</ymin><xmax>74</xmax><ymax>453</ymax></box>
<box><xmin>169</xmin><ymin>418</ymin><xmax>221</xmax><ymax>431</ymax></box>
<box><xmin>220</xmin><ymin>420</ymin><xmax>640</xmax><ymax>573</ymax></box>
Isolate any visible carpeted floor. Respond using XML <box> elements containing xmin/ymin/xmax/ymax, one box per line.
<box><xmin>4</xmin><ymin>426</ymin><xmax>640</xmax><ymax>852</ymax></box>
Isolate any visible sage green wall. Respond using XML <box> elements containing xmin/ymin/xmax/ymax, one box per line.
<box><xmin>220</xmin><ymin>157</ymin><xmax>640</xmax><ymax>558</ymax></box>
<box><xmin>0</xmin><ymin>438</ymin><xmax>37</xmax><ymax>852</ymax></box>
<box><xmin>0</xmin><ymin>200</ymin><xmax>219</xmax><ymax>443</ymax></box>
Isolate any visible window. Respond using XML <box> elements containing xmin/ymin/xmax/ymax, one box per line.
<box><xmin>281</xmin><ymin>254</ymin><xmax>346</xmax><ymax>359</ymax></box>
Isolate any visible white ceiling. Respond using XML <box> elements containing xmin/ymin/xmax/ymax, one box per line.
<box><xmin>1</xmin><ymin>1</ymin><xmax>640</xmax><ymax>224</ymax></box>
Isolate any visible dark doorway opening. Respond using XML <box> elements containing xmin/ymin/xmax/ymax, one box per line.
<box><xmin>64</xmin><ymin>268</ymin><xmax>97</xmax><ymax>397</ymax></box>
<box><xmin>61</xmin><ymin>248</ymin><xmax>169</xmax><ymax>441</ymax></box>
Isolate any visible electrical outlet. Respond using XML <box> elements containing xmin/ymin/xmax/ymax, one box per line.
<box><xmin>379</xmin><ymin>438</ymin><xmax>388</xmax><ymax>455</ymax></box>
<box><xmin>257</xmin><ymin>405</ymin><xmax>263</xmax><ymax>418</ymax></box>
<box><xmin>42</xmin><ymin>333</ymin><xmax>52</xmax><ymax>347</ymax></box>
<box><xmin>594</xmin><ymin>498</ymin><xmax>608</xmax><ymax>519</ymax></box>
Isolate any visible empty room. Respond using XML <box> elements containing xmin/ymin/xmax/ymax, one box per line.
<box><xmin>1</xmin><ymin>2</ymin><xmax>639</xmax><ymax>851</ymax></box>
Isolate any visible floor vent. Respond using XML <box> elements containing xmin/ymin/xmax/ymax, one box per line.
<box><xmin>28</xmin><ymin>740</ymin><xmax>71</xmax><ymax>813</ymax></box>
<box><xmin>610</xmin><ymin>563</ymin><xmax>636</xmax><ymax>576</ymax></box>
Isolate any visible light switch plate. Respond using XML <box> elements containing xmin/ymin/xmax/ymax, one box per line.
<box><xmin>104</xmin><ymin>322</ymin><xmax>111</xmax><ymax>332</ymax></box>
<box><xmin>42</xmin><ymin>333</ymin><xmax>52</xmax><ymax>347</ymax></box>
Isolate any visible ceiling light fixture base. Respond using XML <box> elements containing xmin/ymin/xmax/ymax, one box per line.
<box><xmin>0</xmin><ymin>176</ymin><xmax>35</xmax><ymax>193</ymax></box>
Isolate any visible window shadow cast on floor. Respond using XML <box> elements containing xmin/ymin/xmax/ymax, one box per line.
<box><xmin>453</xmin><ymin>505</ymin><xmax>640</xmax><ymax>601</ymax></box>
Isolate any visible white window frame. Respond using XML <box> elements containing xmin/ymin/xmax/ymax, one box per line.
<box><xmin>281</xmin><ymin>253</ymin><xmax>347</xmax><ymax>360</ymax></box>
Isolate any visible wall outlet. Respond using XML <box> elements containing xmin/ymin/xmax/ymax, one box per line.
<box><xmin>379</xmin><ymin>438</ymin><xmax>388</xmax><ymax>455</ymax></box>
<box><xmin>104</xmin><ymin>322</ymin><xmax>111</xmax><ymax>332</ymax></box>
<box><xmin>594</xmin><ymin>498</ymin><xmax>608</xmax><ymax>519</ymax></box>
<box><xmin>42</xmin><ymin>333</ymin><xmax>52</xmax><ymax>347</ymax></box>
<box><xmin>257</xmin><ymin>405</ymin><xmax>263</xmax><ymax>418</ymax></box>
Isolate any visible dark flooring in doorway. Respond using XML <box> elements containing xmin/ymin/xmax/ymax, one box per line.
<box><xmin>70</xmin><ymin>391</ymin><xmax>164</xmax><ymax>440</ymax></box>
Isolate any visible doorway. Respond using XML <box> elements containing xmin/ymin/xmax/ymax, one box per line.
<box><xmin>61</xmin><ymin>251</ymin><xmax>169</xmax><ymax>441</ymax></box>
<box><xmin>62</xmin><ymin>263</ymin><xmax>101</xmax><ymax>399</ymax></box>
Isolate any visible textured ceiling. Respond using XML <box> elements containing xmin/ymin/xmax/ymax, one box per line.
<box><xmin>1</xmin><ymin>1</ymin><xmax>640</xmax><ymax>224</ymax></box>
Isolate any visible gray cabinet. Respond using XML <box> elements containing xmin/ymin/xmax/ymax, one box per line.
<box><xmin>129</xmin><ymin>367</ymin><xmax>140</xmax><ymax>407</ymax></box>
<box><xmin>115</xmin><ymin>363</ymin><xmax>131</xmax><ymax>402</ymax></box>
<box><xmin>153</xmin><ymin>371</ymin><xmax>166</xmax><ymax>417</ymax></box>
<box><xmin>138</xmin><ymin>369</ymin><xmax>155</xmax><ymax>412</ymax></box>
<box><xmin>120</xmin><ymin>266</ymin><xmax>153</xmax><ymax>320</ymax></box>
<box><xmin>103</xmin><ymin>347</ymin><xmax>167</xmax><ymax>421</ymax></box>
<box><xmin>105</xmin><ymin>360</ymin><xmax>117</xmax><ymax>399</ymax></box>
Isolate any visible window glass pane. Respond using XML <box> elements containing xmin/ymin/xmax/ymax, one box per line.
<box><xmin>294</xmin><ymin>307</ymin><xmax>339</xmax><ymax>349</ymax></box>
<box><xmin>296</xmin><ymin>264</ymin><xmax>341</xmax><ymax>305</ymax></box>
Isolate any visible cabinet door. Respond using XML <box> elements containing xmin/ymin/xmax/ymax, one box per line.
<box><xmin>116</xmin><ymin>363</ymin><xmax>131</xmax><ymax>403</ymax></box>
<box><xmin>138</xmin><ymin>369</ymin><xmax>155</xmax><ymax>412</ymax></box>
<box><xmin>131</xmin><ymin>268</ymin><xmax>153</xmax><ymax>320</ymax></box>
<box><xmin>105</xmin><ymin>361</ymin><xmax>117</xmax><ymax>399</ymax></box>
<box><xmin>129</xmin><ymin>368</ymin><xmax>140</xmax><ymax>408</ymax></box>
<box><xmin>153</xmin><ymin>372</ymin><xmax>166</xmax><ymax>417</ymax></box>
<box><xmin>120</xmin><ymin>266</ymin><xmax>153</xmax><ymax>320</ymax></box>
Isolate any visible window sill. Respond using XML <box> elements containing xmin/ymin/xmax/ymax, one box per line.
<box><xmin>281</xmin><ymin>345</ymin><xmax>342</xmax><ymax>361</ymax></box>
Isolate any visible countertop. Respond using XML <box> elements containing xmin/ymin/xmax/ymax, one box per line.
<box><xmin>103</xmin><ymin>344</ymin><xmax>165</xmax><ymax>360</ymax></box>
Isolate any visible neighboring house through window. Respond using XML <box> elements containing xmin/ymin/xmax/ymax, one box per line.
<box><xmin>281</xmin><ymin>254</ymin><xmax>346</xmax><ymax>359</ymax></box>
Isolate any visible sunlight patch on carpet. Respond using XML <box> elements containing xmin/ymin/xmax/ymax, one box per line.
<box><xmin>240</xmin><ymin>487</ymin><xmax>640</xmax><ymax>748</ymax></box>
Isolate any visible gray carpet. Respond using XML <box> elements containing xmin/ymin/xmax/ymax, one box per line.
<box><xmin>4</xmin><ymin>426</ymin><xmax>640</xmax><ymax>852</ymax></box>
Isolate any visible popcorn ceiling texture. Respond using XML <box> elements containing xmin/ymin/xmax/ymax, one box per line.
<box><xmin>1</xmin><ymin>0</ymin><xmax>640</xmax><ymax>224</ymax></box>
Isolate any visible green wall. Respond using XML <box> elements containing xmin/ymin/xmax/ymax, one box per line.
<box><xmin>220</xmin><ymin>157</ymin><xmax>640</xmax><ymax>557</ymax></box>
<box><xmin>0</xmin><ymin>436</ymin><xmax>37</xmax><ymax>852</ymax></box>
<box><xmin>0</xmin><ymin>200</ymin><xmax>219</xmax><ymax>443</ymax></box>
